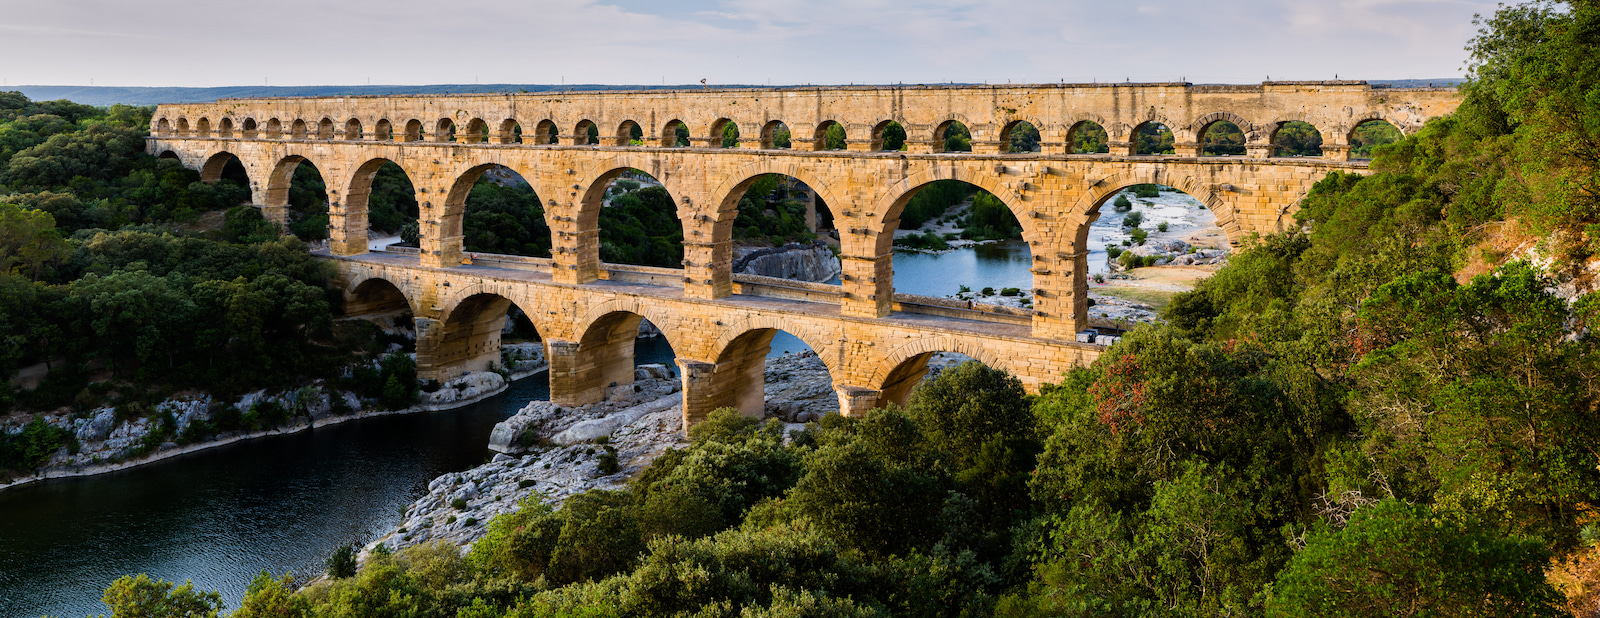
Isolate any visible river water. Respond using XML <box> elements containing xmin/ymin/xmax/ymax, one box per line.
<box><xmin>2</xmin><ymin>243</ymin><xmax>1049</xmax><ymax>616</ymax></box>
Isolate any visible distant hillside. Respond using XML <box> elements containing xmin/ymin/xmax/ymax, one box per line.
<box><xmin>13</xmin><ymin>79</ymin><xmax>1461</xmax><ymax>107</ymax></box>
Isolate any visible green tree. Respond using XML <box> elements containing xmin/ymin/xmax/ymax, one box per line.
<box><xmin>97</xmin><ymin>574</ymin><xmax>225</xmax><ymax>618</ymax></box>
<box><xmin>1269</xmin><ymin>500</ymin><xmax>1566</xmax><ymax>618</ymax></box>
<box><xmin>0</xmin><ymin>203</ymin><xmax>69</xmax><ymax>280</ymax></box>
<box><xmin>825</xmin><ymin>123</ymin><xmax>847</xmax><ymax>151</ymax></box>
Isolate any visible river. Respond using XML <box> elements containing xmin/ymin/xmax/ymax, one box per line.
<box><xmin>1</xmin><ymin>242</ymin><xmax>1047</xmax><ymax>617</ymax></box>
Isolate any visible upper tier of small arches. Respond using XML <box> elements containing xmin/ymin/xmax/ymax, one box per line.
<box><xmin>149</xmin><ymin>82</ymin><xmax>1460</xmax><ymax>160</ymax></box>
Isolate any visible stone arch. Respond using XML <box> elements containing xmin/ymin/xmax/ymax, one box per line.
<box><xmin>156</xmin><ymin>117</ymin><xmax>172</xmax><ymax>136</ymax></box>
<box><xmin>344</xmin><ymin>117</ymin><xmax>363</xmax><ymax>140</ymax></box>
<box><xmin>1066</xmin><ymin>170</ymin><xmax>1237</xmax><ymax>244</ymax></box>
<box><xmin>708</xmin><ymin>160</ymin><xmax>845</xmax><ymax>230</ymax></box>
<box><xmin>317</xmin><ymin>117</ymin><xmax>334</xmax><ymax>139</ymax></box>
<box><xmin>403</xmin><ymin>119</ymin><xmax>423</xmax><ymax>142</ymax></box>
<box><xmin>1346</xmin><ymin>111</ymin><xmax>1408</xmax><ymax>136</ymax></box>
<box><xmin>217</xmin><ymin>117</ymin><xmax>235</xmax><ymax>139</ymax></box>
<box><xmin>422</xmin><ymin>288</ymin><xmax>543</xmax><ymax>381</ymax></box>
<box><xmin>1266</xmin><ymin>115</ymin><xmax>1328</xmax><ymax>158</ymax></box>
<box><xmin>438</xmin><ymin>160</ymin><xmax>551</xmax><ymax>260</ymax></box>
<box><xmin>615</xmin><ymin>119</ymin><xmax>643</xmax><ymax>146</ymax></box>
<box><xmin>434</xmin><ymin>118</ymin><xmax>456</xmax><ymax>142</ymax></box>
<box><xmin>932</xmin><ymin>116</ymin><xmax>973</xmax><ymax>153</ymax></box>
<box><xmin>660</xmin><ymin>118</ymin><xmax>688</xmax><ymax>147</ymax></box>
<box><xmin>241</xmin><ymin>118</ymin><xmax>258</xmax><ymax>138</ymax></box>
<box><xmin>265</xmin><ymin>118</ymin><xmax>282</xmax><ymax>139</ymax></box>
<box><xmin>812</xmin><ymin>118</ymin><xmax>846</xmax><ymax>151</ymax></box>
<box><xmin>200</xmin><ymin>150</ymin><xmax>246</xmax><ymax>185</ymax></box>
<box><xmin>340</xmin><ymin>156</ymin><xmax>420</xmax><ymax>256</ymax></box>
<box><xmin>463</xmin><ymin>118</ymin><xmax>489</xmax><ymax>143</ymax></box>
<box><xmin>157</xmin><ymin>150</ymin><xmax>180</xmax><ymax>161</ymax></box>
<box><xmin>529</xmin><ymin>119</ymin><xmax>558</xmax><ymax>145</ymax></box>
<box><xmin>704</xmin><ymin>318</ymin><xmax>839</xmax><ymax>417</ymax></box>
<box><xmin>574</xmin><ymin>119</ymin><xmax>598</xmax><ymax>145</ymax></box>
<box><xmin>999</xmin><ymin>118</ymin><xmax>1044</xmax><ymax>153</ymax></box>
<box><xmin>873</xmin><ymin>166</ymin><xmax>1037</xmax><ymax>244</ymax></box>
<box><xmin>342</xmin><ymin>271</ymin><xmax>418</xmax><ymax>317</ymax></box>
<box><xmin>1188</xmin><ymin>111</ymin><xmax>1254</xmax><ymax>136</ymax></box>
<box><xmin>497</xmin><ymin>118</ymin><xmax>522</xmax><ymax>144</ymax></box>
<box><xmin>1130</xmin><ymin>119</ymin><xmax>1176</xmax><ymax>155</ymax></box>
<box><xmin>196</xmin><ymin>117</ymin><xmax>212</xmax><ymax>136</ymax></box>
<box><xmin>711</xmin><ymin>316</ymin><xmax>839</xmax><ymax>376</ymax></box>
<box><xmin>554</xmin><ymin>302</ymin><xmax>685</xmax><ymax>405</ymax></box>
<box><xmin>759</xmin><ymin>120</ymin><xmax>790</xmax><ymax>149</ymax></box>
<box><xmin>870</xmin><ymin>336</ymin><xmax>1011</xmax><ymax>407</ymax></box>
<box><xmin>375</xmin><ymin>119</ymin><xmax>393</xmax><ymax>141</ymax></box>
<box><xmin>1065</xmin><ymin>117</ymin><xmax>1110</xmax><ymax>154</ymax></box>
<box><xmin>709</xmin><ymin>118</ymin><xmax>738</xmax><ymax>148</ymax></box>
<box><xmin>291</xmin><ymin>119</ymin><xmax>308</xmax><ymax>139</ymax></box>
<box><xmin>176</xmin><ymin>117</ymin><xmax>190</xmax><ymax>136</ymax></box>
<box><xmin>575</xmin><ymin>298</ymin><xmax>681</xmax><ymax>353</ymax></box>
<box><xmin>574</xmin><ymin>155</ymin><xmax>692</xmax><ymax>230</ymax></box>
<box><xmin>870</xmin><ymin>117</ymin><xmax>907</xmax><ymax>151</ymax></box>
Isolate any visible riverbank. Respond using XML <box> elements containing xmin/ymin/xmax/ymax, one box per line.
<box><xmin>0</xmin><ymin>349</ymin><xmax>549</xmax><ymax>493</ymax></box>
<box><xmin>361</xmin><ymin>352</ymin><xmax>842</xmax><ymax>561</ymax></box>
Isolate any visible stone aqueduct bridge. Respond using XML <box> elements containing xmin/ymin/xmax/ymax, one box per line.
<box><xmin>147</xmin><ymin>82</ymin><xmax>1460</xmax><ymax>425</ymax></box>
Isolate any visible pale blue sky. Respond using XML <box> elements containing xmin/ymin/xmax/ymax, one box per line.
<box><xmin>0</xmin><ymin>0</ymin><xmax>1495</xmax><ymax>87</ymax></box>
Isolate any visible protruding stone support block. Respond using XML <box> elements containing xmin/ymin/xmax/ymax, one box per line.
<box><xmin>553</xmin><ymin>228</ymin><xmax>601</xmax><ymax>284</ymax></box>
<box><xmin>836</xmin><ymin>385</ymin><xmax>881</xmax><ymax>417</ymax></box>
<box><xmin>904</xmin><ymin>139</ymin><xmax>939</xmax><ymax>154</ymax></box>
<box><xmin>845</xmin><ymin>139</ymin><xmax>873</xmax><ymax>152</ymax></box>
<box><xmin>1173</xmin><ymin>141</ymin><xmax>1203</xmax><ymax>157</ymax></box>
<box><xmin>970</xmin><ymin>140</ymin><xmax>1005</xmax><ymax>154</ymax></box>
<box><xmin>547</xmin><ymin>340</ymin><xmax>597</xmax><ymax>406</ymax></box>
<box><xmin>840</xmin><ymin>253</ymin><xmax>893</xmax><ymax>318</ymax></box>
<box><xmin>1108</xmin><ymin>140</ymin><xmax>1137</xmax><ymax>155</ymax></box>
<box><xmin>684</xmin><ymin>240</ymin><xmax>733</xmax><ymax>299</ymax></box>
<box><xmin>1321</xmin><ymin>144</ymin><xmax>1351</xmax><ymax>161</ymax></box>
<box><xmin>1246</xmin><ymin>145</ymin><xmax>1273</xmax><ymax>158</ymax></box>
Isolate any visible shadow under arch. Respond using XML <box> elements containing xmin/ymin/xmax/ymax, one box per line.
<box><xmin>871</xmin><ymin>336</ymin><xmax>1010</xmax><ymax>408</ymax></box>
<box><xmin>200</xmin><ymin>150</ymin><xmax>248</xmax><ymax>185</ymax></box>
<box><xmin>557</xmin><ymin>302</ymin><xmax>684</xmax><ymax>406</ymax></box>
<box><xmin>704</xmin><ymin>320</ymin><xmax>838</xmax><ymax>418</ymax></box>
<box><xmin>421</xmin><ymin>290</ymin><xmax>549</xmax><ymax>382</ymax></box>
<box><xmin>343</xmin><ymin>273</ymin><xmax>415</xmax><ymax>318</ymax></box>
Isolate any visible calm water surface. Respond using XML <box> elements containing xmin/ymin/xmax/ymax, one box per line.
<box><xmin>1</xmin><ymin>247</ymin><xmax>1040</xmax><ymax>617</ymax></box>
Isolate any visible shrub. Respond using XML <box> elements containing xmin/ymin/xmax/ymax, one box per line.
<box><xmin>981</xmin><ymin>287</ymin><xmax>996</xmax><ymax>296</ymax></box>
<box><xmin>1113</xmin><ymin>194</ymin><xmax>1133</xmax><ymax>211</ymax></box>
<box><xmin>452</xmin><ymin>498</ymin><xmax>468</xmax><ymax>510</ymax></box>
<box><xmin>1133</xmin><ymin>183</ymin><xmax>1160</xmax><ymax>198</ymax></box>
<box><xmin>1105</xmin><ymin>245</ymin><xmax>1123</xmax><ymax>258</ymax></box>
<box><xmin>327</xmin><ymin>543</ymin><xmax>357</xmax><ymax>579</ymax></box>
<box><xmin>597</xmin><ymin>450</ymin><xmax>620</xmax><ymax>475</ymax></box>
<box><xmin>1131</xmin><ymin>228</ymin><xmax>1149</xmax><ymax>245</ymax></box>
<box><xmin>1122</xmin><ymin>211</ymin><xmax>1144</xmax><ymax>228</ymax></box>
<box><xmin>1157</xmin><ymin>221</ymin><xmax>1169</xmax><ymax>232</ymax></box>
<box><xmin>1000</xmin><ymin>287</ymin><xmax>1021</xmax><ymax>297</ymax></box>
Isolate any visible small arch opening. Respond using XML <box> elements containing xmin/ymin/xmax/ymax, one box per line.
<box><xmin>713</xmin><ymin>119</ymin><xmax>740</xmax><ymax>148</ymax></box>
<box><xmin>1349</xmin><ymin>119</ymin><xmax>1402</xmax><ymax>160</ymax></box>
<box><xmin>498</xmin><ymin>119</ymin><xmax>523</xmax><ymax>144</ymax></box>
<box><xmin>375</xmin><ymin>119</ymin><xmax>393</xmax><ymax>141</ymax></box>
<box><xmin>156</xmin><ymin>118</ymin><xmax>172</xmax><ymax>135</ymax></box>
<box><xmin>1199</xmin><ymin>120</ymin><xmax>1246</xmax><ymax>156</ymax></box>
<box><xmin>760</xmin><ymin>121</ymin><xmax>791</xmax><ymax>149</ymax></box>
<box><xmin>435</xmin><ymin>118</ymin><xmax>456</xmax><ymax>141</ymax></box>
<box><xmin>196</xmin><ymin>117</ymin><xmax>212</xmax><ymax>136</ymax></box>
<box><xmin>533</xmin><ymin>119</ymin><xmax>559</xmax><ymax>145</ymax></box>
<box><xmin>463</xmin><ymin>118</ymin><xmax>489</xmax><ymax>143</ymax></box>
<box><xmin>241</xmin><ymin>118</ymin><xmax>258</xmax><ymax>138</ymax></box>
<box><xmin>291</xmin><ymin>119</ymin><xmax>308</xmax><ymax>139</ymax></box>
<box><xmin>344</xmin><ymin>118</ymin><xmax>363</xmax><ymax>140</ymax></box>
<box><xmin>317</xmin><ymin>117</ymin><xmax>334</xmax><ymax>140</ymax></box>
<box><xmin>1272</xmin><ymin>121</ymin><xmax>1323</xmax><ymax>157</ymax></box>
<box><xmin>661</xmin><ymin>119</ymin><xmax>690</xmax><ymax>147</ymax></box>
<box><xmin>935</xmin><ymin>120</ymin><xmax>971</xmax><ymax>153</ymax></box>
<box><xmin>574</xmin><ymin>119</ymin><xmax>598</xmax><ymax>145</ymax></box>
<box><xmin>1131</xmin><ymin>122</ymin><xmax>1174</xmax><ymax>155</ymax></box>
<box><xmin>403</xmin><ymin>119</ymin><xmax>422</xmax><ymax>142</ymax></box>
<box><xmin>218</xmin><ymin>118</ymin><xmax>234</xmax><ymax>138</ymax></box>
<box><xmin>1002</xmin><ymin>120</ymin><xmax>1040</xmax><ymax>153</ymax></box>
<box><xmin>815</xmin><ymin>120</ymin><xmax>846</xmax><ymax>150</ymax></box>
<box><xmin>1068</xmin><ymin>121</ymin><xmax>1109</xmax><ymax>153</ymax></box>
<box><xmin>616</xmin><ymin>120</ymin><xmax>644</xmax><ymax>146</ymax></box>
<box><xmin>176</xmin><ymin>117</ymin><xmax>190</xmax><ymax>136</ymax></box>
<box><xmin>874</xmin><ymin>120</ymin><xmax>906</xmax><ymax>151</ymax></box>
<box><xmin>265</xmin><ymin>118</ymin><xmax>282</xmax><ymax>139</ymax></box>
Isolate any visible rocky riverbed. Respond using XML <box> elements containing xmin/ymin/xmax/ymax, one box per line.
<box><xmin>362</xmin><ymin>352</ymin><xmax>844</xmax><ymax>559</ymax></box>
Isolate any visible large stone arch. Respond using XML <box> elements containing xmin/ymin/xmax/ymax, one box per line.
<box><xmin>418</xmin><ymin>284</ymin><xmax>551</xmax><ymax>381</ymax></box>
<box><xmin>334</xmin><ymin>156</ymin><xmax>417</xmax><ymax>256</ymax></box>
<box><xmin>870</xmin><ymin>335</ymin><xmax>1012</xmax><ymax>407</ymax></box>
<box><xmin>574</xmin><ymin>297</ymin><xmax>681</xmax><ymax>350</ymax></box>
<box><xmin>698</xmin><ymin>317</ymin><xmax>841</xmax><ymax>418</ymax></box>
<box><xmin>199</xmin><ymin>150</ymin><xmax>247</xmax><ymax>185</ymax></box>
<box><xmin>872</xmin><ymin>164</ymin><xmax>1036</xmax><ymax>244</ymax></box>
<box><xmin>435</xmin><ymin>279</ymin><xmax>548</xmax><ymax>335</ymax></box>
<box><xmin>1188</xmin><ymin>111</ymin><xmax>1256</xmax><ymax>135</ymax></box>
<box><xmin>997</xmin><ymin>116</ymin><xmax>1048</xmax><ymax>152</ymax></box>
<box><xmin>548</xmin><ymin>299</ymin><xmax>687</xmax><ymax>406</ymax></box>
<box><xmin>1263</xmin><ymin>113</ymin><xmax>1335</xmax><ymax>155</ymax></box>
<box><xmin>1066</xmin><ymin>169</ymin><xmax>1237</xmax><ymax>243</ymax></box>
<box><xmin>574</xmin><ymin>154</ymin><xmax>695</xmax><ymax>228</ymax></box>
<box><xmin>436</xmin><ymin>159</ymin><xmax>552</xmax><ymax>261</ymax></box>
<box><xmin>341</xmin><ymin>270</ymin><xmax>419</xmax><ymax>317</ymax></box>
<box><xmin>711</xmin><ymin>316</ymin><xmax>840</xmax><ymax>376</ymax></box>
